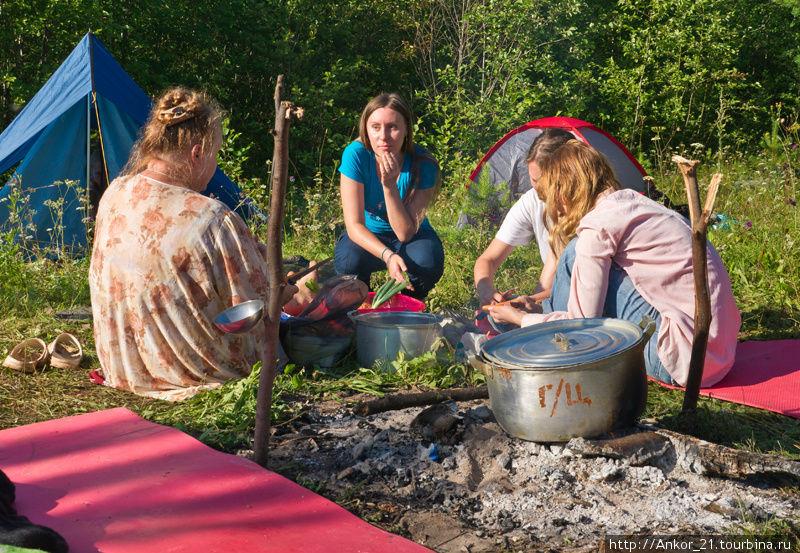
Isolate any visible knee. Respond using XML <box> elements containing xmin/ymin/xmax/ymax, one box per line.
<box><xmin>334</xmin><ymin>233</ymin><xmax>369</xmax><ymax>275</ymax></box>
<box><xmin>400</xmin><ymin>239</ymin><xmax>444</xmax><ymax>299</ymax></box>
<box><xmin>401</xmin><ymin>235</ymin><xmax>444</xmax><ymax>279</ymax></box>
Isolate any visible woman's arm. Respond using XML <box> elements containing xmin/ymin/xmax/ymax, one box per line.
<box><xmin>341</xmin><ymin>173</ymin><xmax>410</xmax><ymax>285</ymax></box>
<box><xmin>534</xmin><ymin>253</ymin><xmax>557</xmax><ymax>295</ymax></box>
<box><xmin>475</xmin><ymin>238</ymin><xmax>557</xmax><ymax>310</ymax></box>
<box><xmin>474</xmin><ymin>238</ymin><xmax>515</xmax><ymax>306</ymax></box>
<box><xmin>518</xmin><ymin>230</ymin><xmax>614</xmax><ymax>327</ymax></box>
<box><xmin>377</xmin><ymin>152</ymin><xmax>435</xmax><ymax>242</ymax></box>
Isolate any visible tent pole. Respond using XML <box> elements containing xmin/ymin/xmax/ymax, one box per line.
<box><xmin>92</xmin><ymin>93</ymin><xmax>110</xmax><ymax>191</ymax></box>
<box><xmin>86</xmin><ymin>94</ymin><xmax>91</xmax><ymax>210</ymax></box>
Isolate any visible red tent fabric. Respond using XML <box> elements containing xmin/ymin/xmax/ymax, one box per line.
<box><xmin>470</xmin><ymin>117</ymin><xmax>649</xmax><ymax>200</ymax></box>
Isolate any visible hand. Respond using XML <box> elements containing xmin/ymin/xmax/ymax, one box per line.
<box><xmin>486</xmin><ymin>303</ymin><xmax>526</xmax><ymax>326</ymax></box>
<box><xmin>279</xmin><ymin>283</ymin><xmax>300</xmax><ymax>307</ymax></box>
<box><xmin>385</xmin><ymin>252</ymin><xmax>413</xmax><ymax>291</ymax></box>
<box><xmin>479</xmin><ymin>288</ymin><xmax>506</xmax><ymax>309</ymax></box>
<box><xmin>376</xmin><ymin>151</ymin><xmax>402</xmax><ymax>188</ymax></box>
<box><xmin>282</xmin><ymin>262</ymin><xmax>321</xmax><ymax>316</ymax></box>
<box><xmin>512</xmin><ymin>294</ymin><xmax>545</xmax><ymax>313</ymax></box>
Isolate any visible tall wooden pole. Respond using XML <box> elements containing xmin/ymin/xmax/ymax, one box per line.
<box><xmin>671</xmin><ymin>155</ymin><xmax>722</xmax><ymax>412</ymax></box>
<box><xmin>254</xmin><ymin>75</ymin><xmax>303</xmax><ymax>467</ymax></box>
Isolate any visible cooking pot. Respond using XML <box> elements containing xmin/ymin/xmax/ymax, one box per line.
<box><xmin>348</xmin><ymin>311</ymin><xmax>443</xmax><ymax>370</ymax></box>
<box><xmin>470</xmin><ymin>316</ymin><xmax>655</xmax><ymax>442</ymax></box>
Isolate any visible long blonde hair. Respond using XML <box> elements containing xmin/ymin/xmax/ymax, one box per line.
<box><xmin>537</xmin><ymin>140</ymin><xmax>621</xmax><ymax>256</ymax></box>
<box><xmin>122</xmin><ymin>87</ymin><xmax>221</xmax><ymax>182</ymax></box>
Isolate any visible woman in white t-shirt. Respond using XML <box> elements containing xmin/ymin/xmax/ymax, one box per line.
<box><xmin>474</xmin><ymin>128</ymin><xmax>573</xmax><ymax>310</ymax></box>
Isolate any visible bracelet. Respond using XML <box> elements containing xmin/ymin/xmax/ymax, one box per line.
<box><xmin>380</xmin><ymin>247</ymin><xmax>391</xmax><ymax>263</ymax></box>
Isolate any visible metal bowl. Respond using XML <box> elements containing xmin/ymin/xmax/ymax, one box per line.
<box><xmin>214</xmin><ymin>300</ymin><xmax>265</xmax><ymax>334</ymax></box>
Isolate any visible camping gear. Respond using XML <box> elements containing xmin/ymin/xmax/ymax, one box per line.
<box><xmin>470</xmin><ymin>116</ymin><xmax>649</xmax><ymax>199</ymax></box>
<box><xmin>46</xmin><ymin>333</ymin><xmax>83</xmax><ymax>369</ymax></box>
<box><xmin>357</xmin><ymin>292</ymin><xmax>426</xmax><ymax>314</ymax></box>
<box><xmin>655</xmin><ymin>339</ymin><xmax>800</xmax><ymax>419</ymax></box>
<box><xmin>213</xmin><ymin>300</ymin><xmax>265</xmax><ymax>334</ymax></box>
<box><xmin>297</xmin><ymin>274</ymin><xmax>368</xmax><ymax>320</ymax></box>
<box><xmin>459</xmin><ymin>117</ymin><xmax>653</xmax><ymax>231</ymax></box>
<box><xmin>2</xmin><ymin>338</ymin><xmax>49</xmax><ymax>373</ymax></box>
<box><xmin>282</xmin><ymin>329</ymin><xmax>353</xmax><ymax>368</ymax></box>
<box><xmin>0</xmin><ymin>32</ymin><xmax>260</xmax><ymax>255</ymax></box>
<box><xmin>470</xmin><ymin>317</ymin><xmax>655</xmax><ymax>442</ymax></box>
<box><xmin>349</xmin><ymin>311</ymin><xmax>443</xmax><ymax>370</ymax></box>
<box><xmin>0</xmin><ymin>408</ymin><xmax>434</xmax><ymax>553</ymax></box>
<box><xmin>285</xmin><ymin>256</ymin><xmax>333</xmax><ymax>285</ymax></box>
<box><xmin>53</xmin><ymin>306</ymin><xmax>92</xmax><ymax>322</ymax></box>
<box><xmin>0</xmin><ymin>466</ymin><xmax>69</xmax><ymax>553</ymax></box>
<box><xmin>280</xmin><ymin>275</ymin><xmax>368</xmax><ymax>367</ymax></box>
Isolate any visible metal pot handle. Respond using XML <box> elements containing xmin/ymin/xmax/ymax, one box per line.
<box><xmin>638</xmin><ymin>315</ymin><xmax>656</xmax><ymax>343</ymax></box>
<box><xmin>469</xmin><ymin>355</ymin><xmax>494</xmax><ymax>380</ymax></box>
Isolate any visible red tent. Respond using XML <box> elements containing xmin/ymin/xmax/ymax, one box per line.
<box><xmin>470</xmin><ymin>117</ymin><xmax>649</xmax><ymax>200</ymax></box>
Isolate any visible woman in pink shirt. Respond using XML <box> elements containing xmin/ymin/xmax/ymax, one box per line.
<box><xmin>488</xmin><ymin>140</ymin><xmax>740</xmax><ymax>387</ymax></box>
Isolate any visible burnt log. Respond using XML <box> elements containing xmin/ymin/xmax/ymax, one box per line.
<box><xmin>353</xmin><ymin>386</ymin><xmax>489</xmax><ymax>416</ymax></box>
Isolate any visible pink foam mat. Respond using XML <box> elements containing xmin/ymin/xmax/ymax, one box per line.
<box><xmin>0</xmin><ymin>408</ymin><xmax>432</xmax><ymax>553</ymax></box>
<box><xmin>652</xmin><ymin>340</ymin><xmax>800</xmax><ymax>418</ymax></box>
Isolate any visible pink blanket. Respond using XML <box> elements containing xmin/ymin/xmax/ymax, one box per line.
<box><xmin>0</xmin><ymin>408</ymin><xmax>432</xmax><ymax>553</ymax></box>
<box><xmin>653</xmin><ymin>339</ymin><xmax>800</xmax><ymax>418</ymax></box>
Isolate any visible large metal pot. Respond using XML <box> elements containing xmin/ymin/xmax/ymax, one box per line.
<box><xmin>470</xmin><ymin>317</ymin><xmax>655</xmax><ymax>442</ymax></box>
<box><xmin>349</xmin><ymin>311</ymin><xmax>443</xmax><ymax>370</ymax></box>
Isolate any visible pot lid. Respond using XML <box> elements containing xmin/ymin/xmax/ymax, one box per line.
<box><xmin>480</xmin><ymin>317</ymin><xmax>646</xmax><ymax>370</ymax></box>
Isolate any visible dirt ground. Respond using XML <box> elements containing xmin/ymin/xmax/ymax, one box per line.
<box><xmin>257</xmin><ymin>395</ymin><xmax>800</xmax><ymax>553</ymax></box>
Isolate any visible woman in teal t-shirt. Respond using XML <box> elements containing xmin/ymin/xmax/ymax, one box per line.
<box><xmin>334</xmin><ymin>93</ymin><xmax>444</xmax><ymax>300</ymax></box>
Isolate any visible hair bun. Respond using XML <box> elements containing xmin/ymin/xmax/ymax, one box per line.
<box><xmin>157</xmin><ymin>104</ymin><xmax>195</xmax><ymax>127</ymax></box>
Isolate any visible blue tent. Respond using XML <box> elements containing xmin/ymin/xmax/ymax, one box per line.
<box><xmin>0</xmin><ymin>32</ymin><xmax>258</xmax><ymax>256</ymax></box>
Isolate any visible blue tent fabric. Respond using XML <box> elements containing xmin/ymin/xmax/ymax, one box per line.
<box><xmin>95</xmin><ymin>94</ymin><xmax>139</xmax><ymax>180</ymax></box>
<box><xmin>0</xmin><ymin>100</ymin><xmax>89</xmax><ymax>253</ymax></box>
<box><xmin>0</xmin><ymin>32</ymin><xmax>261</xmax><ymax>255</ymax></box>
<box><xmin>0</xmin><ymin>42</ymin><xmax>91</xmax><ymax>176</ymax></box>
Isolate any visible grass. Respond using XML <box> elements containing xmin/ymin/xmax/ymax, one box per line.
<box><xmin>1</xmin><ymin>148</ymin><xmax>800</xmax><ymax>542</ymax></box>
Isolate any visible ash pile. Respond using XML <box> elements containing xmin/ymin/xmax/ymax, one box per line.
<box><xmin>266</xmin><ymin>399</ymin><xmax>799</xmax><ymax>553</ymax></box>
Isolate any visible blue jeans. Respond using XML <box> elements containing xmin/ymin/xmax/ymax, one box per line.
<box><xmin>543</xmin><ymin>239</ymin><xmax>676</xmax><ymax>385</ymax></box>
<box><xmin>334</xmin><ymin>228</ymin><xmax>444</xmax><ymax>300</ymax></box>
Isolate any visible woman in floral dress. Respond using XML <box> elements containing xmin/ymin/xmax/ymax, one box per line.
<box><xmin>89</xmin><ymin>87</ymin><xmax>298</xmax><ymax>400</ymax></box>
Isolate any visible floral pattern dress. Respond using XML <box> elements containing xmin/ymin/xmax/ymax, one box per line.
<box><xmin>89</xmin><ymin>174</ymin><xmax>268</xmax><ymax>401</ymax></box>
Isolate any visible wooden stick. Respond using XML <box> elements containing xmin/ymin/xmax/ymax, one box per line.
<box><xmin>481</xmin><ymin>298</ymin><xmax>517</xmax><ymax>310</ymax></box>
<box><xmin>254</xmin><ymin>75</ymin><xmax>304</xmax><ymax>467</ymax></box>
<box><xmin>353</xmin><ymin>386</ymin><xmax>489</xmax><ymax>416</ymax></box>
<box><xmin>671</xmin><ymin>155</ymin><xmax>721</xmax><ymax>413</ymax></box>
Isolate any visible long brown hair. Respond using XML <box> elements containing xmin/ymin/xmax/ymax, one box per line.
<box><xmin>525</xmin><ymin>127</ymin><xmax>574</xmax><ymax>164</ymax></box>
<box><xmin>537</xmin><ymin>140</ymin><xmax>621</xmax><ymax>256</ymax></box>
<box><xmin>358</xmin><ymin>92</ymin><xmax>413</xmax><ymax>154</ymax></box>
<box><xmin>358</xmin><ymin>93</ymin><xmax>440</xmax><ymax>222</ymax></box>
<box><xmin>122</xmin><ymin>87</ymin><xmax>221</xmax><ymax>182</ymax></box>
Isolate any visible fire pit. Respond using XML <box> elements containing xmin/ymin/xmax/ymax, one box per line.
<box><xmin>264</xmin><ymin>396</ymin><xmax>799</xmax><ymax>553</ymax></box>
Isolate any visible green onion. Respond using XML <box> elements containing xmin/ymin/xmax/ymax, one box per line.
<box><xmin>304</xmin><ymin>278</ymin><xmax>320</xmax><ymax>293</ymax></box>
<box><xmin>371</xmin><ymin>277</ymin><xmax>409</xmax><ymax>308</ymax></box>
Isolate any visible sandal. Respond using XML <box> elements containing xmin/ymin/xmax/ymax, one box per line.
<box><xmin>47</xmin><ymin>333</ymin><xmax>83</xmax><ymax>369</ymax></box>
<box><xmin>3</xmin><ymin>338</ymin><xmax>50</xmax><ymax>372</ymax></box>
